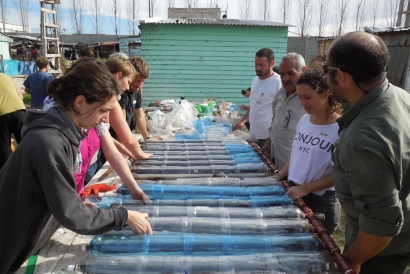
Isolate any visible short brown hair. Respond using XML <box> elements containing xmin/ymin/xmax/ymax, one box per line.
<box><xmin>36</xmin><ymin>56</ymin><xmax>49</xmax><ymax>69</ymax></box>
<box><xmin>80</xmin><ymin>47</ymin><xmax>94</xmax><ymax>58</ymax></box>
<box><xmin>129</xmin><ymin>56</ymin><xmax>149</xmax><ymax>79</ymax></box>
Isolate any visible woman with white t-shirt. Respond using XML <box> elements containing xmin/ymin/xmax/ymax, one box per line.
<box><xmin>272</xmin><ymin>69</ymin><xmax>341</xmax><ymax>235</ymax></box>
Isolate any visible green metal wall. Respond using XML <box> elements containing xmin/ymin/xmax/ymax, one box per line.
<box><xmin>140</xmin><ymin>23</ymin><xmax>288</xmax><ymax>107</ymax></box>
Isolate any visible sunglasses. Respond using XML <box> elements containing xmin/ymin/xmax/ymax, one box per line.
<box><xmin>322</xmin><ymin>63</ymin><xmax>339</xmax><ymax>74</ymax></box>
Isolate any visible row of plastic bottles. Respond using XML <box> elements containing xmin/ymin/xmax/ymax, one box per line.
<box><xmin>131</xmin><ymin>163</ymin><xmax>270</xmax><ymax>174</ymax></box>
<box><xmin>132</xmin><ymin>158</ymin><xmax>263</xmax><ymax>166</ymax></box>
<box><xmin>84</xmin><ymin>233</ymin><xmax>323</xmax><ymax>255</ymax></box>
<box><xmin>117</xmin><ymin>184</ymin><xmax>286</xmax><ymax>198</ymax></box>
<box><xmin>68</xmin><ymin>253</ymin><xmax>334</xmax><ymax>273</ymax></box>
<box><xmin>140</xmin><ymin>139</ymin><xmax>248</xmax><ymax>148</ymax></box>
<box><xmin>134</xmin><ymin>177</ymin><xmax>280</xmax><ymax>187</ymax></box>
<box><xmin>119</xmin><ymin>217</ymin><xmax>313</xmax><ymax>235</ymax></box>
<box><xmin>86</xmin><ymin>196</ymin><xmax>295</xmax><ymax>210</ymax></box>
<box><xmin>143</xmin><ymin>146</ymin><xmax>256</xmax><ymax>155</ymax></box>
<box><xmin>121</xmin><ymin>205</ymin><xmax>304</xmax><ymax>219</ymax></box>
<box><xmin>136</xmin><ymin>151</ymin><xmax>262</xmax><ymax>162</ymax></box>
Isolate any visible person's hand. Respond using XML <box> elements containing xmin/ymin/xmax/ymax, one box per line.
<box><xmin>233</xmin><ymin>121</ymin><xmax>245</xmax><ymax>131</ymax></box>
<box><xmin>239</xmin><ymin>104</ymin><xmax>249</xmax><ymax>111</ymax></box>
<box><xmin>286</xmin><ymin>185</ymin><xmax>310</xmax><ymax>199</ymax></box>
<box><xmin>272</xmin><ymin>173</ymin><xmax>281</xmax><ymax>181</ymax></box>
<box><xmin>83</xmin><ymin>201</ymin><xmax>98</xmax><ymax>208</ymax></box>
<box><xmin>131</xmin><ymin>188</ymin><xmax>150</xmax><ymax>204</ymax></box>
<box><xmin>342</xmin><ymin>254</ymin><xmax>361</xmax><ymax>273</ymax></box>
<box><xmin>125</xmin><ymin>211</ymin><xmax>153</xmax><ymax>234</ymax></box>
<box><xmin>136</xmin><ymin>152</ymin><xmax>153</xmax><ymax>159</ymax></box>
<box><xmin>261</xmin><ymin>139</ymin><xmax>271</xmax><ymax>155</ymax></box>
<box><xmin>150</xmin><ymin>136</ymin><xmax>163</xmax><ymax>141</ymax></box>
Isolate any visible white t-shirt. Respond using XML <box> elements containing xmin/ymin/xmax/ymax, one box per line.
<box><xmin>288</xmin><ymin>114</ymin><xmax>339</xmax><ymax>196</ymax></box>
<box><xmin>249</xmin><ymin>73</ymin><xmax>281</xmax><ymax>139</ymax></box>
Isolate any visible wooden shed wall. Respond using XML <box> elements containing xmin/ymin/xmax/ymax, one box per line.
<box><xmin>140</xmin><ymin>23</ymin><xmax>288</xmax><ymax>106</ymax></box>
<box><xmin>379</xmin><ymin>31</ymin><xmax>410</xmax><ymax>92</ymax></box>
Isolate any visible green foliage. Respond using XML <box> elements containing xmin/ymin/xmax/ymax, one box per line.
<box><xmin>23</xmin><ymin>94</ymin><xmax>31</xmax><ymax>105</ymax></box>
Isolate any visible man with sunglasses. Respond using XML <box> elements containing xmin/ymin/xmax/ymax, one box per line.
<box><xmin>262</xmin><ymin>53</ymin><xmax>307</xmax><ymax>170</ymax></box>
<box><xmin>327</xmin><ymin>31</ymin><xmax>410</xmax><ymax>274</ymax></box>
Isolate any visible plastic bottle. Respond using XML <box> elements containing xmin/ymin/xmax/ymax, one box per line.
<box><xmin>129</xmin><ymin>217</ymin><xmax>313</xmax><ymax>235</ymax></box>
<box><xmin>130</xmin><ymin>163</ymin><xmax>269</xmax><ymax>174</ymax></box>
<box><xmin>85</xmin><ymin>233</ymin><xmax>323</xmax><ymax>255</ymax></box>
<box><xmin>117</xmin><ymin>184</ymin><xmax>286</xmax><ymax>199</ymax></box>
<box><xmin>86</xmin><ymin>196</ymin><xmax>295</xmax><ymax>210</ymax></box>
<box><xmin>133</xmin><ymin>177</ymin><xmax>281</xmax><ymax>187</ymax></box>
<box><xmin>68</xmin><ymin>252</ymin><xmax>333</xmax><ymax>273</ymax></box>
<box><xmin>120</xmin><ymin>205</ymin><xmax>304</xmax><ymax>219</ymax></box>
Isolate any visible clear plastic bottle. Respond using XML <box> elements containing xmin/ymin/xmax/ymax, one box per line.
<box><xmin>124</xmin><ymin>205</ymin><xmax>304</xmax><ymax>219</ymax></box>
<box><xmin>85</xmin><ymin>233</ymin><xmax>323</xmax><ymax>255</ymax></box>
<box><xmin>132</xmin><ymin>177</ymin><xmax>280</xmax><ymax>187</ymax></box>
<box><xmin>130</xmin><ymin>163</ymin><xmax>269</xmax><ymax>174</ymax></box>
<box><xmin>117</xmin><ymin>184</ymin><xmax>286</xmax><ymax>198</ymax></box>
<box><xmin>85</xmin><ymin>196</ymin><xmax>295</xmax><ymax>210</ymax></box>
<box><xmin>68</xmin><ymin>252</ymin><xmax>333</xmax><ymax>274</ymax></box>
<box><xmin>131</xmin><ymin>217</ymin><xmax>313</xmax><ymax>235</ymax></box>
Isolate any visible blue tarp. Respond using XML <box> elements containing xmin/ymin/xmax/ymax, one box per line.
<box><xmin>0</xmin><ymin>60</ymin><xmax>37</xmax><ymax>76</ymax></box>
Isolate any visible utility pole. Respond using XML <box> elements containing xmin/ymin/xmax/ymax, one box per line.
<box><xmin>132</xmin><ymin>0</ymin><xmax>136</xmax><ymax>34</ymax></box>
<box><xmin>148</xmin><ymin>0</ymin><xmax>152</xmax><ymax>17</ymax></box>
<box><xmin>40</xmin><ymin>0</ymin><xmax>61</xmax><ymax>74</ymax></box>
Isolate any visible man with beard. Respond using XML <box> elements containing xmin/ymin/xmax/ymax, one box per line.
<box><xmin>233</xmin><ymin>48</ymin><xmax>281</xmax><ymax>148</ymax></box>
<box><xmin>262</xmin><ymin>53</ymin><xmax>307</xmax><ymax>170</ymax></box>
<box><xmin>327</xmin><ymin>31</ymin><xmax>410</xmax><ymax>274</ymax></box>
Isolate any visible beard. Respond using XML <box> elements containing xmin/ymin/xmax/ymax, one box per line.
<box><xmin>328</xmin><ymin>73</ymin><xmax>348</xmax><ymax>104</ymax></box>
<box><xmin>256</xmin><ymin>68</ymin><xmax>271</xmax><ymax>77</ymax></box>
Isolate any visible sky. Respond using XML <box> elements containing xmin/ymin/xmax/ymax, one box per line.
<box><xmin>2</xmin><ymin>0</ymin><xmax>401</xmax><ymax>37</ymax></box>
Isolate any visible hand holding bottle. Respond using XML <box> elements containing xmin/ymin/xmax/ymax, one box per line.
<box><xmin>125</xmin><ymin>211</ymin><xmax>153</xmax><ymax>234</ymax></box>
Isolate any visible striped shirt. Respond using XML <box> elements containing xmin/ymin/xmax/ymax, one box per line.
<box><xmin>268</xmin><ymin>87</ymin><xmax>306</xmax><ymax>169</ymax></box>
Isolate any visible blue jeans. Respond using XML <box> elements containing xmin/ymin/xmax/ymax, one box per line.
<box><xmin>84</xmin><ymin>159</ymin><xmax>100</xmax><ymax>184</ymax></box>
<box><xmin>256</xmin><ymin>138</ymin><xmax>267</xmax><ymax>149</ymax></box>
<box><xmin>303</xmin><ymin>190</ymin><xmax>341</xmax><ymax>235</ymax></box>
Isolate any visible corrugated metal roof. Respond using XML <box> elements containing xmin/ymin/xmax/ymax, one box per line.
<box><xmin>140</xmin><ymin>18</ymin><xmax>291</xmax><ymax>27</ymax></box>
<box><xmin>364</xmin><ymin>26</ymin><xmax>410</xmax><ymax>34</ymax></box>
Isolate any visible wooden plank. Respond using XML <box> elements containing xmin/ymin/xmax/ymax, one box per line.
<box><xmin>40</xmin><ymin>7</ymin><xmax>56</xmax><ymax>14</ymax></box>
<box><xmin>33</xmin><ymin>228</ymin><xmax>77</xmax><ymax>273</ymax></box>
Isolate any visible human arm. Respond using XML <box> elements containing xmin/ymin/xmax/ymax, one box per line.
<box><xmin>342</xmin><ymin>230</ymin><xmax>391</xmax><ymax>273</ymax></box>
<box><xmin>100</xmin><ymin>132</ymin><xmax>149</xmax><ymax>202</ymax></box>
<box><xmin>34</xmin><ymin>135</ymin><xmax>150</xmax><ymax>234</ymax></box>
<box><xmin>14</xmin><ymin>82</ymin><xmax>23</xmax><ymax>100</ymax></box>
<box><xmin>135</xmin><ymin>107</ymin><xmax>149</xmax><ymax>139</ymax></box>
<box><xmin>272</xmin><ymin>161</ymin><xmax>290</xmax><ymax>181</ymax></box>
<box><xmin>285</xmin><ymin>174</ymin><xmax>334</xmax><ymax>199</ymax></box>
<box><xmin>261</xmin><ymin>138</ymin><xmax>271</xmax><ymax>155</ymax></box>
<box><xmin>109</xmin><ymin>102</ymin><xmax>152</xmax><ymax>159</ymax></box>
<box><xmin>233</xmin><ymin>108</ymin><xmax>250</xmax><ymax>131</ymax></box>
<box><xmin>112</xmin><ymin>137</ymin><xmax>136</xmax><ymax>161</ymax></box>
<box><xmin>24</xmin><ymin>87</ymin><xmax>30</xmax><ymax>94</ymax></box>
<box><xmin>334</xmin><ymin>144</ymin><xmax>404</xmax><ymax>270</ymax></box>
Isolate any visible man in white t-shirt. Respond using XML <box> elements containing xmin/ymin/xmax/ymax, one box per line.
<box><xmin>233</xmin><ymin>48</ymin><xmax>282</xmax><ymax>148</ymax></box>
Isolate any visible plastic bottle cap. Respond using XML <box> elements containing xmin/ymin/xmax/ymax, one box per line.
<box><xmin>67</xmin><ymin>265</ymin><xmax>76</xmax><ymax>271</ymax></box>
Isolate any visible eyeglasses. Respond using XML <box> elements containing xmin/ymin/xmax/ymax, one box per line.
<box><xmin>322</xmin><ymin>63</ymin><xmax>339</xmax><ymax>74</ymax></box>
<box><xmin>282</xmin><ymin>110</ymin><xmax>291</xmax><ymax>128</ymax></box>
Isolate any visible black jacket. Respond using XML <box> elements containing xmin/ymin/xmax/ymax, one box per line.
<box><xmin>0</xmin><ymin>113</ymin><xmax>128</xmax><ymax>273</ymax></box>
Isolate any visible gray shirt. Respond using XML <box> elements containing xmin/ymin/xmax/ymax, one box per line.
<box><xmin>269</xmin><ymin>87</ymin><xmax>306</xmax><ymax>169</ymax></box>
<box><xmin>332</xmin><ymin>80</ymin><xmax>410</xmax><ymax>255</ymax></box>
